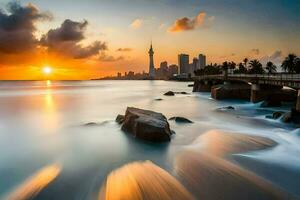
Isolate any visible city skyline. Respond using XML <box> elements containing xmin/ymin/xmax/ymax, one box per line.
<box><xmin>0</xmin><ymin>0</ymin><xmax>299</xmax><ymax>80</ymax></box>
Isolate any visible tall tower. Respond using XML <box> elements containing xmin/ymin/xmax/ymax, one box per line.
<box><xmin>148</xmin><ymin>42</ymin><xmax>155</xmax><ymax>79</ymax></box>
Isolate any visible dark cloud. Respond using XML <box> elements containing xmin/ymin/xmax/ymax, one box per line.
<box><xmin>41</xmin><ymin>19</ymin><xmax>106</xmax><ymax>59</ymax></box>
<box><xmin>116</xmin><ymin>48</ymin><xmax>132</xmax><ymax>52</ymax></box>
<box><xmin>0</xmin><ymin>1</ymin><xmax>51</xmax><ymax>54</ymax></box>
<box><xmin>41</xmin><ymin>19</ymin><xmax>87</xmax><ymax>43</ymax></box>
<box><xmin>169</xmin><ymin>11</ymin><xmax>214</xmax><ymax>32</ymax></box>
<box><xmin>99</xmin><ymin>53</ymin><xmax>124</xmax><ymax>62</ymax></box>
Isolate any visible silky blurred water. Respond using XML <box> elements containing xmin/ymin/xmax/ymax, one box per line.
<box><xmin>0</xmin><ymin>80</ymin><xmax>299</xmax><ymax>199</ymax></box>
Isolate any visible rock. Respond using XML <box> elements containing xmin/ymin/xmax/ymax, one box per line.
<box><xmin>193</xmin><ymin>80</ymin><xmax>215</xmax><ymax>92</ymax></box>
<box><xmin>253</xmin><ymin>87</ymin><xmax>297</xmax><ymax>104</ymax></box>
<box><xmin>211</xmin><ymin>83</ymin><xmax>251</xmax><ymax>100</ymax></box>
<box><xmin>115</xmin><ymin>114</ymin><xmax>125</xmax><ymax>124</ymax></box>
<box><xmin>220</xmin><ymin>106</ymin><xmax>235</xmax><ymax>110</ymax></box>
<box><xmin>265</xmin><ymin>111</ymin><xmax>284</xmax><ymax>120</ymax></box>
<box><xmin>169</xmin><ymin>117</ymin><xmax>193</xmax><ymax>123</ymax></box>
<box><xmin>179</xmin><ymin>92</ymin><xmax>189</xmax><ymax>95</ymax></box>
<box><xmin>281</xmin><ymin>109</ymin><xmax>300</xmax><ymax>124</ymax></box>
<box><xmin>83</xmin><ymin>122</ymin><xmax>98</xmax><ymax>126</ymax></box>
<box><xmin>266</xmin><ymin>111</ymin><xmax>284</xmax><ymax>119</ymax></box>
<box><xmin>272</xmin><ymin>111</ymin><xmax>284</xmax><ymax>119</ymax></box>
<box><xmin>164</xmin><ymin>91</ymin><xmax>175</xmax><ymax>96</ymax></box>
<box><xmin>119</xmin><ymin>107</ymin><xmax>174</xmax><ymax>142</ymax></box>
<box><xmin>155</xmin><ymin>98</ymin><xmax>163</xmax><ymax>101</ymax></box>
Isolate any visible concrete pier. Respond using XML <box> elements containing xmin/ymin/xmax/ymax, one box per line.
<box><xmin>250</xmin><ymin>84</ymin><xmax>263</xmax><ymax>103</ymax></box>
<box><xmin>193</xmin><ymin>80</ymin><xmax>213</xmax><ymax>92</ymax></box>
<box><xmin>297</xmin><ymin>90</ymin><xmax>300</xmax><ymax>112</ymax></box>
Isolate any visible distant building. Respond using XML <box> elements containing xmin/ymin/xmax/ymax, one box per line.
<box><xmin>160</xmin><ymin>61</ymin><xmax>168</xmax><ymax>70</ymax></box>
<box><xmin>127</xmin><ymin>71</ymin><xmax>134</xmax><ymax>79</ymax></box>
<box><xmin>157</xmin><ymin>61</ymin><xmax>168</xmax><ymax>79</ymax></box>
<box><xmin>178</xmin><ymin>54</ymin><xmax>189</xmax><ymax>75</ymax></box>
<box><xmin>117</xmin><ymin>72</ymin><xmax>122</xmax><ymax>78</ymax></box>
<box><xmin>191</xmin><ymin>58</ymin><xmax>199</xmax><ymax>75</ymax></box>
<box><xmin>168</xmin><ymin>64</ymin><xmax>178</xmax><ymax>76</ymax></box>
<box><xmin>148</xmin><ymin>42</ymin><xmax>155</xmax><ymax>78</ymax></box>
<box><xmin>198</xmin><ymin>54</ymin><xmax>206</xmax><ymax>69</ymax></box>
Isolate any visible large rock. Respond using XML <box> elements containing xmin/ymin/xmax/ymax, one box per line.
<box><xmin>193</xmin><ymin>80</ymin><xmax>212</xmax><ymax>92</ymax></box>
<box><xmin>211</xmin><ymin>83</ymin><xmax>251</xmax><ymax>100</ymax></box>
<box><xmin>119</xmin><ymin>107</ymin><xmax>174</xmax><ymax>142</ymax></box>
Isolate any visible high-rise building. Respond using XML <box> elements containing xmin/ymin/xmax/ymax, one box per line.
<box><xmin>198</xmin><ymin>54</ymin><xmax>206</xmax><ymax>69</ymax></box>
<box><xmin>148</xmin><ymin>42</ymin><xmax>155</xmax><ymax>78</ymax></box>
<box><xmin>178</xmin><ymin>54</ymin><xmax>189</xmax><ymax>74</ymax></box>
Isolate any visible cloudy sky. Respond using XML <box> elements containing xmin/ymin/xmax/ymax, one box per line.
<box><xmin>0</xmin><ymin>0</ymin><xmax>299</xmax><ymax>79</ymax></box>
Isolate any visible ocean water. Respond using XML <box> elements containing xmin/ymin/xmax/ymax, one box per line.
<box><xmin>0</xmin><ymin>80</ymin><xmax>299</xmax><ymax>200</ymax></box>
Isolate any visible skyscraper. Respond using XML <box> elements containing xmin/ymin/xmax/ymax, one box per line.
<box><xmin>148</xmin><ymin>42</ymin><xmax>155</xmax><ymax>78</ymax></box>
<box><xmin>198</xmin><ymin>54</ymin><xmax>206</xmax><ymax>69</ymax></box>
<box><xmin>178</xmin><ymin>54</ymin><xmax>189</xmax><ymax>75</ymax></box>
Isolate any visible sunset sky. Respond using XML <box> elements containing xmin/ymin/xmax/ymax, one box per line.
<box><xmin>0</xmin><ymin>0</ymin><xmax>299</xmax><ymax>80</ymax></box>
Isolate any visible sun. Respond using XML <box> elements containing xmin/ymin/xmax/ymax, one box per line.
<box><xmin>43</xmin><ymin>66</ymin><xmax>52</xmax><ymax>75</ymax></box>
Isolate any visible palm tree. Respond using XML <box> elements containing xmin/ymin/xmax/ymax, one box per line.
<box><xmin>228</xmin><ymin>61</ymin><xmax>236</xmax><ymax>74</ymax></box>
<box><xmin>281</xmin><ymin>54</ymin><xmax>297</xmax><ymax>73</ymax></box>
<box><xmin>229</xmin><ymin>61</ymin><xmax>236</xmax><ymax>70</ymax></box>
<box><xmin>243</xmin><ymin>58</ymin><xmax>249</xmax><ymax>69</ymax></box>
<box><xmin>248</xmin><ymin>59</ymin><xmax>265</xmax><ymax>74</ymax></box>
<box><xmin>266</xmin><ymin>61</ymin><xmax>277</xmax><ymax>74</ymax></box>
<box><xmin>238</xmin><ymin>62</ymin><xmax>247</xmax><ymax>73</ymax></box>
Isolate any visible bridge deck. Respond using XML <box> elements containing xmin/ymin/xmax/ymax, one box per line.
<box><xmin>193</xmin><ymin>74</ymin><xmax>300</xmax><ymax>89</ymax></box>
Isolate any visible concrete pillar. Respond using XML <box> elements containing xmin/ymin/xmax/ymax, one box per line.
<box><xmin>250</xmin><ymin>84</ymin><xmax>264</xmax><ymax>103</ymax></box>
<box><xmin>296</xmin><ymin>90</ymin><xmax>300</xmax><ymax>112</ymax></box>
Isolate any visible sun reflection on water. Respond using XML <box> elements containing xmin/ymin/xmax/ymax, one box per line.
<box><xmin>43</xmin><ymin>80</ymin><xmax>59</xmax><ymax>133</ymax></box>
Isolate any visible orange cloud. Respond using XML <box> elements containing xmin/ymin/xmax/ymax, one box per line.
<box><xmin>130</xmin><ymin>19</ymin><xmax>143</xmax><ymax>29</ymax></box>
<box><xmin>168</xmin><ymin>11</ymin><xmax>214</xmax><ymax>32</ymax></box>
